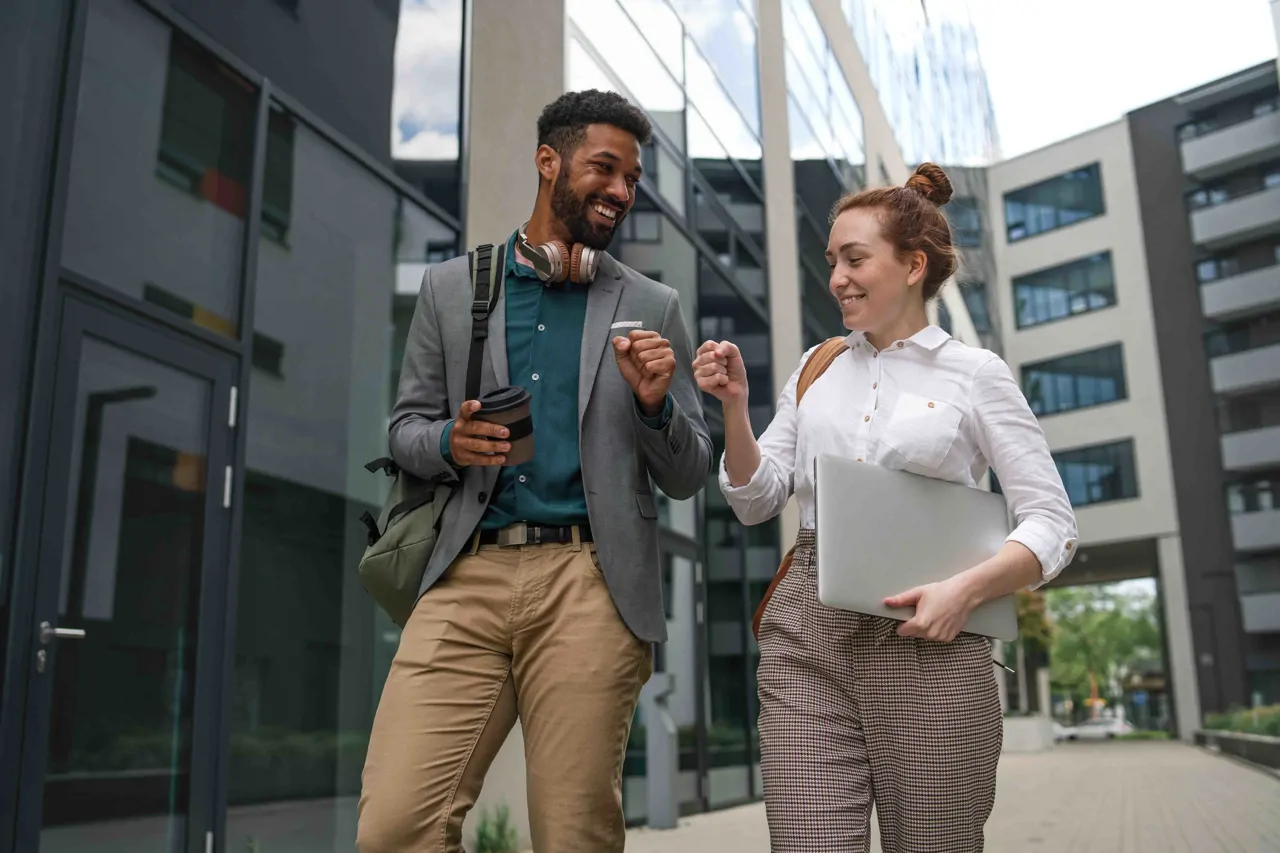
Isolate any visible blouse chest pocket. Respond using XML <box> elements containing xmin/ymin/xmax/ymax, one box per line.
<box><xmin>878</xmin><ymin>392</ymin><xmax>963</xmax><ymax>471</ymax></box>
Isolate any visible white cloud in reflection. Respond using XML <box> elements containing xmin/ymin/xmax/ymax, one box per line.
<box><xmin>392</xmin><ymin>0</ymin><xmax>463</xmax><ymax>161</ymax></box>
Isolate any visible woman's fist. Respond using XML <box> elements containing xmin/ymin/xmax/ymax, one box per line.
<box><xmin>693</xmin><ymin>340</ymin><xmax>748</xmax><ymax>406</ymax></box>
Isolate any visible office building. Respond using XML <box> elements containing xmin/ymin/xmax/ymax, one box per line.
<box><xmin>0</xmin><ymin>0</ymin><xmax>999</xmax><ymax>850</ymax></box>
<box><xmin>985</xmin><ymin>59</ymin><xmax>1280</xmax><ymax>739</ymax></box>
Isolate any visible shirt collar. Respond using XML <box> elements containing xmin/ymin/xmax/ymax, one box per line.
<box><xmin>505</xmin><ymin>231</ymin><xmax>543</xmax><ymax>282</ymax></box>
<box><xmin>843</xmin><ymin>324</ymin><xmax>952</xmax><ymax>352</ymax></box>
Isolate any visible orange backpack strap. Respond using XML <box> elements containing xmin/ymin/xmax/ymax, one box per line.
<box><xmin>751</xmin><ymin>336</ymin><xmax>848</xmax><ymax>639</ymax></box>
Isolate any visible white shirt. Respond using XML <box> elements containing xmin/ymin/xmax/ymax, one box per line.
<box><xmin>719</xmin><ymin>325</ymin><xmax>1078</xmax><ymax>586</ymax></box>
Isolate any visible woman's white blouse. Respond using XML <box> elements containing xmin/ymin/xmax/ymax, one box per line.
<box><xmin>719</xmin><ymin>325</ymin><xmax>1078</xmax><ymax>586</ymax></box>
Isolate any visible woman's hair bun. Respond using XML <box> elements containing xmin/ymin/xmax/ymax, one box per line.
<box><xmin>904</xmin><ymin>162</ymin><xmax>953</xmax><ymax>207</ymax></box>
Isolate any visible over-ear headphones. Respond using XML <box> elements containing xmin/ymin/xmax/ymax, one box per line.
<box><xmin>516</xmin><ymin>222</ymin><xmax>601</xmax><ymax>285</ymax></box>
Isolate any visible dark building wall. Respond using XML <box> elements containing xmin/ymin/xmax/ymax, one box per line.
<box><xmin>0</xmin><ymin>0</ymin><xmax>72</xmax><ymax>612</ymax></box>
<box><xmin>171</xmin><ymin>0</ymin><xmax>399</xmax><ymax>163</ymax></box>
<box><xmin>1126</xmin><ymin>100</ymin><xmax>1249</xmax><ymax>715</ymax></box>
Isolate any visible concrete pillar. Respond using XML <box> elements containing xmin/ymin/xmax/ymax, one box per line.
<box><xmin>755</xmin><ymin>0</ymin><xmax>803</xmax><ymax>549</ymax></box>
<box><xmin>1158</xmin><ymin>535</ymin><xmax>1203</xmax><ymax>741</ymax></box>
<box><xmin>458</xmin><ymin>2</ymin><xmax>568</xmax><ymax>846</ymax></box>
<box><xmin>462</xmin><ymin>0</ymin><xmax>566</xmax><ymax>248</ymax></box>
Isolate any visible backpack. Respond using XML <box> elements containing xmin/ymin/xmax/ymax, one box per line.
<box><xmin>750</xmin><ymin>335</ymin><xmax>849</xmax><ymax>639</ymax></box>
<box><xmin>356</xmin><ymin>242</ymin><xmax>506</xmax><ymax>627</ymax></box>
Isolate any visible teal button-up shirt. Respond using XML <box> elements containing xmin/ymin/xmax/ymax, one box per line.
<box><xmin>442</xmin><ymin>231</ymin><xmax>670</xmax><ymax>530</ymax></box>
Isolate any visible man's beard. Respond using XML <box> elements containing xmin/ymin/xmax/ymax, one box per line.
<box><xmin>551</xmin><ymin>169</ymin><xmax>623</xmax><ymax>251</ymax></box>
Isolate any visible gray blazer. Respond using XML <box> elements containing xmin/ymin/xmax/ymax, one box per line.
<box><xmin>389</xmin><ymin>248</ymin><xmax>713</xmax><ymax>643</ymax></box>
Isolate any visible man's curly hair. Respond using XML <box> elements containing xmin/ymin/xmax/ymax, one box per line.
<box><xmin>536</xmin><ymin>90</ymin><xmax>653</xmax><ymax>157</ymax></box>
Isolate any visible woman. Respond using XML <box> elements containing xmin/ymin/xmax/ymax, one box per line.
<box><xmin>692</xmin><ymin>163</ymin><xmax>1078</xmax><ymax>852</ymax></box>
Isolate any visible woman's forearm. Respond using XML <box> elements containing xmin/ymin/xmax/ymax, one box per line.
<box><xmin>722</xmin><ymin>398</ymin><xmax>762</xmax><ymax>487</ymax></box>
<box><xmin>952</xmin><ymin>540</ymin><xmax>1044</xmax><ymax>608</ymax></box>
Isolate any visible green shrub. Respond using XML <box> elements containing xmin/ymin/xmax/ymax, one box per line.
<box><xmin>1202</xmin><ymin>704</ymin><xmax>1280</xmax><ymax>737</ymax></box>
<box><xmin>474</xmin><ymin>803</ymin><xmax>519</xmax><ymax>853</ymax></box>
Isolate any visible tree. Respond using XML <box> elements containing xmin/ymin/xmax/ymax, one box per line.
<box><xmin>1046</xmin><ymin>583</ymin><xmax>1163</xmax><ymax>720</ymax></box>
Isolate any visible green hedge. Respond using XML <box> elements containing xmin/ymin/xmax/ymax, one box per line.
<box><xmin>1202</xmin><ymin>704</ymin><xmax>1280</xmax><ymax>737</ymax></box>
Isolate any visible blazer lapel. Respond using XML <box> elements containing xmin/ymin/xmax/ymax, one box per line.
<box><xmin>578</xmin><ymin>255</ymin><xmax>624</xmax><ymax>427</ymax></box>
<box><xmin>486</xmin><ymin>268</ymin><xmax>510</xmax><ymax>390</ymax></box>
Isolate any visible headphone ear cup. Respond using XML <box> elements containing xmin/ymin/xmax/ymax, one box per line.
<box><xmin>547</xmin><ymin>241</ymin><xmax>571</xmax><ymax>283</ymax></box>
<box><xmin>571</xmin><ymin>244</ymin><xmax>600</xmax><ymax>284</ymax></box>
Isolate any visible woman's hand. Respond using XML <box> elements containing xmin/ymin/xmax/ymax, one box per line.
<box><xmin>884</xmin><ymin>577</ymin><xmax>979</xmax><ymax>642</ymax></box>
<box><xmin>693</xmin><ymin>340</ymin><xmax>749</xmax><ymax>406</ymax></box>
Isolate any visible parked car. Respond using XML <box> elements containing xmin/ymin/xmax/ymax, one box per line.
<box><xmin>1055</xmin><ymin>718</ymin><xmax>1135</xmax><ymax>741</ymax></box>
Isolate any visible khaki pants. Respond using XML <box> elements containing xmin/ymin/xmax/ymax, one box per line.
<box><xmin>357</xmin><ymin>538</ymin><xmax>652</xmax><ymax>853</ymax></box>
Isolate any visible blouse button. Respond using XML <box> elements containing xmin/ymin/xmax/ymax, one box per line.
<box><xmin>896</xmin><ymin>341</ymin><xmax>904</xmax><ymax>348</ymax></box>
<box><xmin>856</xmin><ymin>457</ymin><xmax>863</xmax><ymax>462</ymax></box>
<box><xmin>927</xmin><ymin>401</ymin><xmax>935</xmax><ymax>408</ymax></box>
<box><xmin>872</xmin><ymin>382</ymin><xmax>878</xmax><ymax>389</ymax></box>
<box><xmin>863</xmin><ymin>415</ymin><xmax>871</xmax><ymax>422</ymax></box>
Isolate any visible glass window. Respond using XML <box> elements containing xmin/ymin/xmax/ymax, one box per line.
<box><xmin>60</xmin><ymin>0</ymin><xmax>255</xmax><ymax>337</ymax></box>
<box><xmin>668</xmin><ymin>0</ymin><xmax>761</xmax><ymax>136</ymax></box>
<box><xmin>947</xmin><ymin>196</ymin><xmax>983</xmax><ymax>247</ymax></box>
<box><xmin>960</xmin><ymin>281</ymin><xmax>992</xmax><ymax>334</ymax></box>
<box><xmin>1004</xmin><ymin>163</ymin><xmax>1105</xmax><ymax>243</ymax></box>
<box><xmin>1013</xmin><ymin>251</ymin><xmax>1117</xmax><ymax>329</ymax></box>
<box><xmin>1021</xmin><ymin>344</ymin><xmax>1127</xmax><ymax>416</ymax></box>
<box><xmin>1227</xmin><ymin>477</ymin><xmax>1278</xmax><ymax>515</ymax></box>
<box><xmin>1053</xmin><ymin>440</ymin><xmax>1139</xmax><ymax>507</ymax></box>
<box><xmin>225</xmin><ymin>111</ymin><xmax>457</xmax><ymax>852</ymax></box>
<box><xmin>568</xmin><ymin>0</ymin><xmax>684</xmax><ymax>117</ymax></box>
<box><xmin>392</xmin><ymin>0</ymin><xmax>464</xmax><ymax>159</ymax></box>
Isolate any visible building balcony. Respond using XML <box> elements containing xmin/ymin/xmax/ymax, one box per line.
<box><xmin>1200</xmin><ymin>263</ymin><xmax>1280</xmax><ymax>322</ymax></box>
<box><xmin>1221</xmin><ymin>424</ymin><xmax>1280</xmax><ymax>472</ymax></box>
<box><xmin>1232</xmin><ymin>507</ymin><xmax>1280</xmax><ymax>553</ymax></box>
<box><xmin>1181</xmin><ymin>109</ymin><xmax>1280</xmax><ymax>181</ymax></box>
<box><xmin>1211</xmin><ymin>342</ymin><xmax>1280</xmax><ymax>395</ymax></box>
<box><xmin>1191</xmin><ymin>185</ymin><xmax>1280</xmax><ymax>251</ymax></box>
<box><xmin>1240</xmin><ymin>591</ymin><xmax>1280</xmax><ymax>633</ymax></box>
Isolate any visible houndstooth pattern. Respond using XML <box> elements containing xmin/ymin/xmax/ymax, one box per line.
<box><xmin>757</xmin><ymin>529</ymin><xmax>1003</xmax><ymax>853</ymax></box>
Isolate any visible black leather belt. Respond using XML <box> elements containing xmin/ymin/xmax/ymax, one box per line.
<box><xmin>478</xmin><ymin>522</ymin><xmax>593</xmax><ymax>547</ymax></box>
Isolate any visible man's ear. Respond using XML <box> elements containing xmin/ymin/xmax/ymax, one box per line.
<box><xmin>535</xmin><ymin>144</ymin><xmax>561</xmax><ymax>184</ymax></box>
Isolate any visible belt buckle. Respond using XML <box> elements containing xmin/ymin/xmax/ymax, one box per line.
<box><xmin>497</xmin><ymin>522</ymin><xmax>528</xmax><ymax>547</ymax></box>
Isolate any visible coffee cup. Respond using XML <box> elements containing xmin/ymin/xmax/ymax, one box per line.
<box><xmin>472</xmin><ymin>386</ymin><xmax>534</xmax><ymax>466</ymax></box>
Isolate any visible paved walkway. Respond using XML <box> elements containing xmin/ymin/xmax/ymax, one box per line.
<box><xmin>619</xmin><ymin>741</ymin><xmax>1280</xmax><ymax>853</ymax></box>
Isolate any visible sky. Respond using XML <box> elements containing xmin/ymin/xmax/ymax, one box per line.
<box><xmin>968</xmin><ymin>0</ymin><xmax>1279</xmax><ymax>159</ymax></box>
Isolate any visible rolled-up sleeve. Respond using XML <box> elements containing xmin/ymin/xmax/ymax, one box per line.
<box><xmin>970</xmin><ymin>355</ymin><xmax>1078</xmax><ymax>586</ymax></box>
<box><xmin>717</xmin><ymin>346</ymin><xmax>813</xmax><ymax>526</ymax></box>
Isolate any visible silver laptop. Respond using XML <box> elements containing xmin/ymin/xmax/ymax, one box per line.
<box><xmin>813</xmin><ymin>452</ymin><xmax>1019</xmax><ymax>642</ymax></box>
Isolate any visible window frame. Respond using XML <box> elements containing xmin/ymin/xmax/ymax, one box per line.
<box><xmin>1012</xmin><ymin>250</ymin><xmax>1118</xmax><ymax>330</ymax></box>
<box><xmin>1003</xmin><ymin>162</ymin><xmax>1105</xmax><ymax>243</ymax></box>
<box><xmin>1052</xmin><ymin>439</ymin><xmax>1140</xmax><ymax>508</ymax></box>
<box><xmin>1020</xmin><ymin>342</ymin><xmax>1128</xmax><ymax>417</ymax></box>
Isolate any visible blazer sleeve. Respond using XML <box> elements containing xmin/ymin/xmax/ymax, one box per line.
<box><xmin>388</xmin><ymin>265</ymin><xmax>458</xmax><ymax>482</ymax></box>
<box><xmin>633</xmin><ymin>289</ymin><xmax>714</xmax><ymax>500</ymax></box>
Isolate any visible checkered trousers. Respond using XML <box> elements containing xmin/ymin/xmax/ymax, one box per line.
<box><xmin>756</xmin><ymin>529</ymin><xmax>1003</xmax><ymax>853</ymax></box>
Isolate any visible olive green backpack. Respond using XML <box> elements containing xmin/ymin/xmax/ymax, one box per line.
<box><xmin>356</xmin><ymin>242</ymin><xmax>505</xmax><ymax>627</ymax></box>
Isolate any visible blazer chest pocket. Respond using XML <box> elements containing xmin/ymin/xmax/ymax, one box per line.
<box><xmin>879</xmin><ymin>392</ymin><xmax>962</xmax><ymax>471</ymax></box>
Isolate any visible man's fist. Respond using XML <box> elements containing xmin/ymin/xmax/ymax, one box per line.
<box><xmin>613</xmin><ymin>330</ymin><xmax>675</xmax><ymax>416</ymax></box>
<box><xmin>448</xmin><ymin>400</ymin><xmax>510</xmax><ymax>467</ymax></box>
<box><xmin>693</xmin><ymin>340</ymin><xmax>748</xmax><ymax>406</ymax></box>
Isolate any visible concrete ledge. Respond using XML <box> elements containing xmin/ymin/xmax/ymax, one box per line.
<box><xmin>1195</xmin><ymin>729</ymin><xmax>1280</xmax><ymax>772</ymax></box>
<box><xmin>1002</xmin><ymin>715</ymin><xmax>1055</xmax><ymax>753</ymax></box>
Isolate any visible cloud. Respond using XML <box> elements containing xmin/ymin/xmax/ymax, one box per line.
<box><xmin>392</xmin><ymin>0</ymin><xmax>464</xmax><ymax>159</ymax></box>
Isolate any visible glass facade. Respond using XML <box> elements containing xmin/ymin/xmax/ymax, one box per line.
<box><xmin>842</xmin><ymin>0</ymin><xmax>999</xmax><ymax>166</ymax></box>
<box><xmin>567</xmin><ymin>0</ymin><xmax>777</xmax><ymax>817</ymax></box>
<box><xmin>1013</xmin><ymin>251</ymin><xmax>1117</xmax><ymax>329</ymax></box>
<box><xmin>1021</xmin><ymin>344</ymin><xmax>1127</xmax><ymax>417</ymax></box>
<box><xmin>1053</xmin><ymin>440</ymin><xmax>1140</xmax><ymax>507</ymax></box>
<box><xmin>782</xmin><ymin>0</ymin><xmax>866</xmax><ymax>348</ymax></box>
<box><xmin>1004</xmin><ymin>163</ymin><xmax>1105</xmax><ymax>243</ymax></box>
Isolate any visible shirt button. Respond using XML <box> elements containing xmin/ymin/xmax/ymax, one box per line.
<box><xmin>873</xmin><ymin>352</ymin><xmax>879</xmax><ymax>359</ymax></box>
<box><xmin>863</xmin><ymin>415</ymin><xmax>870</xmax><ymax>422</ymax></box>
<box><xmin>478</xmin><ymin>491</ymin><xmax>487</xmax><ymax>503</ymax></box>
<box><xmin>518</xmin><ymin>475</ymin><xmax>528</xmax><ymax>484</ymax></box>
<box><xmin>928</xmin><ymin>401</ymin><xmax>935</xmax><ymax>408</ymax></box>
<box><xmin>1065</xmin><ymin>543</ymin><xmax>1073</xmax><ymax>551</ymax></box>
<box><xmin>896</xmin><ymin>341</ymin><xmax>904</xmax><ymax>348</ymax></box>
<box><xmin>532</xmin><ymin>373</ymin><xmax>540</xmax><ymax>381</ymax></box>
<box><xmin>872</xmin><ymin>382</ymin><xmax>877</xmax><ymax>389</ymax></box>
<box><xmin>537</xmin><ymin>324</ymin><xmax>546</xmax><ymax>332</ymax></box>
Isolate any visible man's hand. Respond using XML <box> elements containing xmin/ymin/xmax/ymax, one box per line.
<box><xmin>692</xmin><ymin>340</ymin><xmax>748</xmax><ymax>406</ymax></box>
<box><xmin>448</xmin><ymin>400</ymin><xmax>510</xmax><ymax>467</ymax></box>
<box><xmin>613</xmin><ymin>330</ymin><xmax>675</xmax><ymax>416</ymax></box>
<box><xmin>884</xmin><ymin>577</ymin><xmax>980</xmax><ymax>643</ymax></box>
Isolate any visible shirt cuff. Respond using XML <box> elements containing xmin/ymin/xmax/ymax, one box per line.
<box><xmin>717</xmin><ymin>452</ymin><xmax>776</xmax><ymax>500</ymax></box>
<box><xmin>1006</xmin><ymin>517</ymin><xmax>1078</xmax><ymax>588</ymax></box>
<box><xmin>636</xmin><ymin>394</ymin><xmax>673</xmax><ymax>430</ymax></box>
<box><xmin>439</xmin><ymin>420</ymin><xmax>456</xmax><ymax>467</ymax></box>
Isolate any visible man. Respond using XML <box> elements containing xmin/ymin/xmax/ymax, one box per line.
<box><xmin>357</xmin><ymin>90</ymin><xmax>713</xmax><ymax>853</ymax></box>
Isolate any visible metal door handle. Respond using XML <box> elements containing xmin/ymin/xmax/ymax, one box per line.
<box><xmin>38</xmin><ymin>621</ymin><xmax>86</xmax><ymax>645</ymax></box>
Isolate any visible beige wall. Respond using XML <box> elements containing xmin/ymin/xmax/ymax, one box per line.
<box><xmin>987</xmin><ymin>119</ymin><xmax>1201</xmax><ymax>737</ymax></box>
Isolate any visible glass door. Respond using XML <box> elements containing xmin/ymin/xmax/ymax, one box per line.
<box><xmin>14</xmin><ymin>294</ymin><xmax>237</xmax><ymax>852</ymax></box>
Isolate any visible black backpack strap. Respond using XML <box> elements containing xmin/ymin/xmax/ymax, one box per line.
<box><xmin>466</xmin><ymin>242</ymin><xmax>505</xmax><ymax>402</ymax></box>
